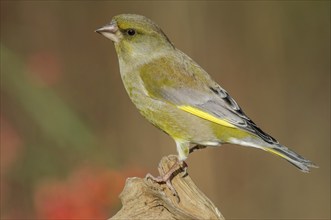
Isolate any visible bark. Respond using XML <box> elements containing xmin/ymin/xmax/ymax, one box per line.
<box><xmin>110</xmin><ymin>155</ymin><xmax>224</xmax><ymax>220</ymax></box>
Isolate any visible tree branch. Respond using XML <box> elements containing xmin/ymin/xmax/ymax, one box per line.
<box><xmin>110</xmin><ymin>155</ymin><xmax>224</xmax><ymax>220</ymax></box>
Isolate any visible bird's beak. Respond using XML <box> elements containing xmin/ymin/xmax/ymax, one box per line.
<box><xmin>95</xmin><ymin>22</ymin><xmax>121</xmax><ymax>43</ymax></box>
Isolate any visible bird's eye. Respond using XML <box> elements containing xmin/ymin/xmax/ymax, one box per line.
<box><xmin>127</xmin><ymin>29</ymin><xmax>136</xmax><ymax>36</ymax></box>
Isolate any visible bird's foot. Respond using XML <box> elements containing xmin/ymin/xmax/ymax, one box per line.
<box><xmin>146</xmin><ymin>158</ymin><xmax>188</xmax><ymax>202</ymax></box>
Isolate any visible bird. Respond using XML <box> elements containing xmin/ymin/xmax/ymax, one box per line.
<box><xmin>96</xmin><ymin>14</ymin><xmax>317</xmax><ymax>196</ymax></box>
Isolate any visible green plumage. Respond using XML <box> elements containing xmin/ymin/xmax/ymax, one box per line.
<box><xmin>96</xmin><ymin>14</ymin><xmax>317</xmax><ymax>172</ymax></box>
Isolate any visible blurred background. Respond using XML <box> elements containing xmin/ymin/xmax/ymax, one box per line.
<box><xmin>1</xmin><ymin>1</ymin><xmax>330</xmax><ymax>219</ymax></box>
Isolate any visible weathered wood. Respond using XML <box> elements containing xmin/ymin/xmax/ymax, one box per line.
<box><xmin>110</xmin><ymin>155</ymin><xmax>224</xmax><ymax>220</ymax></box>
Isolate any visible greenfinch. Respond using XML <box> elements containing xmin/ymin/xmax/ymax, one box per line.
<box><xmin>96</xmin><ymin>14</ymin><xmax>317</xmax><ymax>188</ymax></box>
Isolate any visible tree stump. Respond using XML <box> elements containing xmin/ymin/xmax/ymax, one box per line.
<box><xmin>110</xmin><ymin>155</ymin><xmax>224</xmax><ymax>219</ymax></box>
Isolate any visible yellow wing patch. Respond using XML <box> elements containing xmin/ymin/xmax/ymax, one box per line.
<box><xmin>178</xmin><ymin>105</ymin><xmax>236</xmax><ymax>128</ymax></box>
<box><xmin>263</xmin><ymin>147</ymin><xmax>289</xmax><ymax>160</ymax></box>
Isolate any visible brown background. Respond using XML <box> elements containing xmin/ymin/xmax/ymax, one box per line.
<box><xmin>1</xmin><ymin>1</ymin><xmax>330</xmax><ymax>219</ymax></box>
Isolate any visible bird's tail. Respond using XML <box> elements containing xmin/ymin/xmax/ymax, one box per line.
<box><xmin>262</xmin><ymin>144</ymin><xmax>318</xmax><ymax>173</ymax></box>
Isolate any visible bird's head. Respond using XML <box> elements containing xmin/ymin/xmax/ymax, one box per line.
<box><xmin>96</xmin><ymin>14</ymin><xmax>174</xmax><ymax>64</ymax></box>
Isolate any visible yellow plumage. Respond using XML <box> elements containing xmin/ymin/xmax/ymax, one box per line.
<box><xmin>96</xmin><ymin>14</ymin><xmax>317</xmax><ymax>175</ymax></box>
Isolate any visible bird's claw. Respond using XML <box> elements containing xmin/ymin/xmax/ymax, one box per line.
<box><xmin>146</xmin><ymin>172</ymin><xmax>180</xmax><ymax>201</ymax></box>
<box><xmin>146</xmin><ymin>159</ymin><xmax>188</xmax><ymax>202</ymax></box>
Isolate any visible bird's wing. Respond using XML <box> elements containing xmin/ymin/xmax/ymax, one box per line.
<box><xmin>138</xmin><ymin>54</ymin><xmax>278</xmax><ymax>145</ymax></box>
<box><xmin>163</xmin><ymin>85</ymin><xmax>278</xmax><ymax>144</ymax></box>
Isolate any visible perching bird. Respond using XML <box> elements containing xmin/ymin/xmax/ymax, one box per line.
<box><xmin>96</xmin><ymin>14</ymin><xmax>317</xmax><ymax>194</ymax></box>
